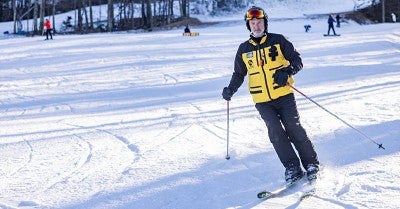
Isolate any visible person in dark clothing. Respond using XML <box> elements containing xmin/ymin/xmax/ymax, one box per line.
<box><xmin>336</xmin><ymin>14</ymin><xmax>341</xmax><ymax>27</ymax></box>
<box><xmin>184</xmin><ymin>25</ymin><xmax>190</xmax><ymax>33</ymax></box>
<box><xmin>222</xmin><ymin>6</ymin><xmax>319</xmax><ymax>184</ymax></box>
<box><xmin>304</xmin><ymin>24</ymin><xmax>311</xmax><ymax>32</ymax></box>
<box><xmin>327</xmin><ymin>15</ymin><xmax>337</xmax><ymax>35</ymax></box>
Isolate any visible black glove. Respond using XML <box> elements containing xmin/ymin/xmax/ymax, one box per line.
<box><xmin>273</xmin><ymin>67</ymin><xmax>294</xmax><ymax>87</ymax></box>
<box><xmin>222</xmin><ymin>87</ymin><xmax>234</xmax><ymax>101</ymax></box>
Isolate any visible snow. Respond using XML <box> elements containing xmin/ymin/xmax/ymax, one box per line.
<box><xmin>1</xmin><ymin>1</ymin><xmax>400</xmax><ymax>209</ymax></box>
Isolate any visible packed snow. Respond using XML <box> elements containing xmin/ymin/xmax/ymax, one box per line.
<box><xmin>0</xmin><ymin>0</ymin><xmax>399</xmax><ymax>209</ymax></box>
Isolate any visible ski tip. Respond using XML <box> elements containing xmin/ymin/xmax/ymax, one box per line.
<box><xmin>300</xmin><ymin>189</ymin><xmax>316</xmax><ymax>201</ymax></box>
<box><xmin>257</xmin><ymin>191</ymin><xmax>272</xmax><ymax>199</ymax></box>
<box><xmin>300</xmin><ymin>193</ymin><xmax>313</xmax><ymax>200</ymax></box>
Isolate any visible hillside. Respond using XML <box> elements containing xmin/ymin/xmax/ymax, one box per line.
<box><xmin>0</xmin><ymin>1</ymin><xmax>399</xmax><ymax>209</ymax></box>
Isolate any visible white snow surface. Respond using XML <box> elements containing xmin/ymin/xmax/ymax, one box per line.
<box><xmin>1</xmin><ymin>1</ymin><xmax>400</xmax><ymax>209</ymax></box>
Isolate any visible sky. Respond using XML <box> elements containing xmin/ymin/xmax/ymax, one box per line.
<box><xmin>0</xmin><ymin>0</ymin><xmax>399</xmax><ymax>209</ymax></box>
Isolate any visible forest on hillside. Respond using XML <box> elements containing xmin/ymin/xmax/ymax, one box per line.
<box><xmin>1</xmin><ymin>0</ymin><xmax>398</xmax><ymax>35</ymax></box>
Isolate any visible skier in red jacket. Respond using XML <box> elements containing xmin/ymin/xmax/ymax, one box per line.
<box><xmin>44</xmin><ymin>19</ymin><xmax>53</xmax><ymax>40</ymax></box>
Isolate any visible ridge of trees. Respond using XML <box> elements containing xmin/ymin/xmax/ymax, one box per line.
<box><xmin>1</xmin><ymin>0</ymin><xmax>203</xmax><ymax>34</ymax></box>
<box><xmin>1</xmin><ymin>0</ymin><xmax>398</xmax><ymax>35</ymax></box>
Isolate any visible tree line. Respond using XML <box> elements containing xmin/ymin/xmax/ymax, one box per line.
<box><xmin>5</xmin><ymin>0</ymin><xmax>394</xmax><ymax>35</ymax></box>
<box><xmin>0</xmin><ymin>0</ymin><xmax>198</xmax><ymax>34</ymax></box>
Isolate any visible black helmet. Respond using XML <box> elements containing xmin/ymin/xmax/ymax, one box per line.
<box><xmin>244</xmin><ymin>6</ymin><xmax>268</xmax><ymax>32</ymax></box>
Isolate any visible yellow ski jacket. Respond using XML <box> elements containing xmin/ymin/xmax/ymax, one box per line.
<box><xmin>228</xmin><ymin>33</ymin><xmax>303</xmax><ymax>103</ymax></box>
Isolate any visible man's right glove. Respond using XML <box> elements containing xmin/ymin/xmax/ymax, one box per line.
<box><xmin>222</xmin><ymin>87</ymin><xmax>234</xmax><ymax>101</ymax></box>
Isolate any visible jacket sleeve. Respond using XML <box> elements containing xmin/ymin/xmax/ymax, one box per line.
<box><xmin>228</xmin><ymin>44</ymin><xmax>247</xmax><ymax>93</ymax></box>
<box><xmin>280</xmin><ymin>36</ymin><xmax>303</xmax><ymax>75</ymax></box>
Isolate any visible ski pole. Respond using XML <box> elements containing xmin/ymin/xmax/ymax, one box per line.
<box><xmin>225</xmin><ymin>100</ymin><xmax>231</xmax><ymax>160</ymax></box>
<box><xmin>288</xmin><ymin>83</ymin><xmax>385</xmax><ymax>150</ymax></box>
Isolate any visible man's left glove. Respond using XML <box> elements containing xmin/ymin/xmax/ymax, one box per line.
<box><xmin>273</xmin><ymin>66</ymin><xmax>294</xmax><ymax>87</ymax></box>
<box><xmin>222</xmin><ymin>87</ymin><xmax>234</xmax><ymax>101</ymax></box>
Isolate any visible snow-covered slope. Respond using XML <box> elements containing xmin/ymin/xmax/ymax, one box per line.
<box><xmin>0</xmin><ymin>1</ymin><xmax>399</xmax><ymax>209</ymax></box>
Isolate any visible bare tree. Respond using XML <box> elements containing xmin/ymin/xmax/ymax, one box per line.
<box><xmin>181</xmin><ymin>0</ymin><xmax>186</xmax><ymax>17</ymax></box>
<box><xmin>33</xmin><ymin>0</ymin><xmax>39</xmax><ymax>33</ymax></box>
<box><xmin>77</xmin><ymin>0</ymin><xmax>83</xmax><ymax>31</ymax></box>
<box><xmin>180</xmin><ymin>0</ymin><xmax>189</xmax><ymax>18</ymax></box>
<box><xmin>166</xmin><ymin>0</ymin><xmax>172</xmax><ymax>25</ymax></box>
<box><xmin>40</xmin><ymin>0</ymin><xmax>45</xmax><ymax>34</ymax></box>
<box><xmin>107</xmin><ymin>0</ymin><xmax>114</xmax><ymax>32</ymax></box>
<box><xmin>81</xmin><ymin>0</ymin><xmax>90</xmax><ymax>30</ymax></box>
<box><xmin>13</xmin><ymin>0</ymin><xmax>17</xmax><ymax>33</ymax></box>
<box><xmin>89</xmin><ymin>0</ymin><xmax>94</xmax><ymax>29</ymax></box>
<box><xmin>146</xmin><ymin>0</ymin><xmax>153</xmax><ymax>30</ymax></box>
<box><xmin>52</xmin><ymin>0</ymin><xmax>56</xmax><ymax>32</ymax></box>
<box><xmin>130</xmin><ymin>1</ymin><xmax>136</xmax><ymax>29</ymax></box>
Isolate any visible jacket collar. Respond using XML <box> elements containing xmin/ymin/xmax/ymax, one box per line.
<box><xmin>249</xmin><ymin>35</ymin><xmax>267</xmax><ymax>46</ymax></box>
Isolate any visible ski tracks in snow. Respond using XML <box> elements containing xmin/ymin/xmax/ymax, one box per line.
<box><xmin>42</xmin><ymin>134</ymin><xmax>93</xmax><ymax>192</ymax></box>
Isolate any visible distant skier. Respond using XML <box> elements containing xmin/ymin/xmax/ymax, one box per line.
<box><xmin>391</xmin><ymin>13</ymin><xmax>397</xmax><ymax>23</ymax></box>
<box><xmin>327</xmin><ymin>15</ymin><xmax>337</xmax><ymax>35</ymax></box>
<box><xmin>222</xmin><ymin>6</ymin><xmax>319</xmax><ymax>185</ymax></box>
<box><xmin>184</xmin><ymin>24</ymin><xmax>190</xmax><ymax>33</ymax></box>
<box><xmin>336</xmin><ymin>14</ymin><xmax>341</xmax><ymax>27</ymax></box>
<box><xmin>304</xmin><ymin>24</ymin><xmax>311</xmax><ymax>32</ymax></box>
<box><xmin>44</xmin><ymin>19</ymin><xmax>53</xmax><ymax>40</ymax></box>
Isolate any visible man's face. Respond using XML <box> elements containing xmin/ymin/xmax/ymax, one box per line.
<box><xmin>249</xmin><ymin>18</ymin><xmax>265</xmax><ymax>38</ymax></box>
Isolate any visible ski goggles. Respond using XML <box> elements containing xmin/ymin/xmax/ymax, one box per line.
<box><xmin>245</xmin><ymin>8</ymin><xmax>265</xmax><ymax>20</ymax></box>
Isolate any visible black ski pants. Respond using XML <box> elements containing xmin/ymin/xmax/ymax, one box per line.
<box><xmin>255</xmin><ymin>93</ymin><xmax>319</xmax><ymax>169</ymax></box>
<box><xmin>327</xmin><ymin>23</ymin><xmax>336</xmax><ymax>35</ymax></box>
<box><xmin>46</xmin><ymin>29</ymin><xmax>53</xmax><ymax>40</ymax></box>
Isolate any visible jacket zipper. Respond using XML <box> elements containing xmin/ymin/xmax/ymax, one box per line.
<box><xmin>257</xmin><ymin>45</ymin><xmax>272</xmax><ymax>101</ymax></box>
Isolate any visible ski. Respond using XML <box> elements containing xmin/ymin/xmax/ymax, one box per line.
<box><xmin>300</xmin><ymin>187</ymin><xmax>316</xmax><ymax>200</ymax></box>
<box><xmin>323</xmin><ymin>34</ymin><xmax>341</xmax><ymax>36</ymax></box>
<box><xmin>300</xmin><ymin>177</ymin><xmax>318</xmax><ymax>201</ymax></box>
<box><xmin>257</xmin><ymin>176</ymin><xmax>305</xmax><ymax>200</ymax></box>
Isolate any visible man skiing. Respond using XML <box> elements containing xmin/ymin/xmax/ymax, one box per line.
<box><xmin>222</xmin><ymin>6</ymin><xmax>319</xmax><ymax>184</ymax></box>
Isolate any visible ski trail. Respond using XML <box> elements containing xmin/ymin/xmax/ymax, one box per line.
<box><xmin>100</xmin><ymin>129</ymin><xmax>140</xmax><ymax>154</ymax></box>
<box><xmin>8</xmin><ymin>138</ymin><xmax>33</xmax><ymax>177</ymax></box>
<box><xmin>298</xmin><ymin>194</ymin><xmax>359</xmax><ymax>209</ymax></box>
<box><xmin>163</xmin><ymin>73</ymin><xmax>178</xmax><ymax>85</ymax></box>
<box><xmin>43</xmin><ymin>134</ymin><xmax>93</xmax><ymax>192</ymax></box>
<box><xmin>0</xmin><ymin>202</ymin><xmax>16</xmax><ymax>209</ymax></box>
